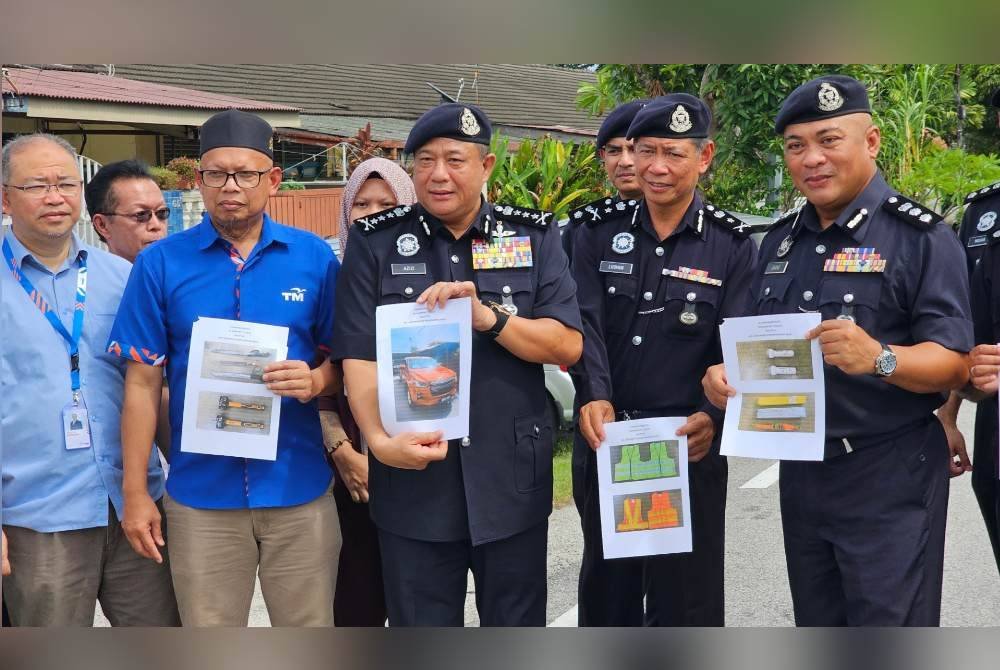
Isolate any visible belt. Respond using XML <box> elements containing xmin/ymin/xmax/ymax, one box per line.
<box><xmin>823</xmin><ymin>416</ymin><xmax>935</xmax><ymax>460</ymax></box>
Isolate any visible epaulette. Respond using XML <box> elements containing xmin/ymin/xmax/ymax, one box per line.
<box><xmin>702</xmin><ymin>203</ymin><xmax>751</xmax><ymax>239</ymax></box>
<box><xmin>355</xmin><ymin>205</ymin><xmax>416</xmax><ymax>236</ymax></box>
<box><xmin>965</xmin><ymin>180</ymin><xmax>1000</xmax><ymax>204</ymax></box>
<box><xmin>762</xmin><ymin>207</ymin><xmax>800</xmax><ymax>234</ymax></box>
<box><xmin>883</xmin><ymin>194</ymin><xmax>941</xmax><ymax>230</ymax></box>
<box><xmin>491</xmin><ymin>203</ymin><xmax>555</xmax><ymax>229</ymax></box>
<box><xmin>567</xmin><ymin>196</ymin><xmax>639</xmax><ymax>228</ymax></box>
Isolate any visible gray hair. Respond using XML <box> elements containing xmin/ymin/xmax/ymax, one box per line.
<box><xmin>2</xmin><ymin>133</ymin><xmax>78</xmax><ymax>184</ymax></box>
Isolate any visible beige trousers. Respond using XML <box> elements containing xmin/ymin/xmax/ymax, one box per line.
<box><xmin>163</xmin><ymin>486</ymin><xmax>341</xmax><ymax>627</ymax></box>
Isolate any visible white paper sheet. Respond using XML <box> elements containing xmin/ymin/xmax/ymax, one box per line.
<box><xmin>375</xmin><ymin>298</ymin><xmax>472</xmax><ymax>440</ymax></box>
<box><xmin>719</xmin><ymin>313</ymin><xmax>826</xmax><ymax>461</ymax></box>
<box><xmin>180</xmin><ymin>317</ymin><xmax>288</xmax><ymax>461</ymax></box>
<box><xmin>597</xmin><ymin>418</ymin><xmax>692</xmax><ymax>559</ymax></box>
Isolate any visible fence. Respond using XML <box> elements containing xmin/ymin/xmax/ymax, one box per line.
<box><xmin>266</xmin><ymin>187</ymin><xmax>343</xmax><ymax>239</ymax></box>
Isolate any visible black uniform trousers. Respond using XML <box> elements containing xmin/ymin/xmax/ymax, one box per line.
<box><xmin>378</xmin><ymin>520</ymin><xmax>548</xmax><ymax>627</ymax></box>
<box><xmin>779</xmin><ymin>418</ymin><xmax>949</xmax><ymax>626</ymax></box>
<box><xmin>971</xmin><ymin>401</ymin><xmax>1000</xmax><ymax>571</ymax></box>
<box><xmin>2</xmin><ymin>597</ymin><xmax>10</xmax><ymax>627</ymax></box>
<box><xmin>573</xmin><ymin>419</ymin><xmax>728</xmax><ymax>626</ymax></box>
<box><xmin>332</xmin><ymin>477</ymin><xmax>387</xmax><ymax>627</ymax></box>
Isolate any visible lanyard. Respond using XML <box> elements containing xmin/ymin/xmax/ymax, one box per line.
<box><xmin>2</xmin><ymin>237</ymin><xmax>88</xmax><ymax>400</ymax></box>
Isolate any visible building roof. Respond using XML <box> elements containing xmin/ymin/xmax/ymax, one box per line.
<box><xmin>71</xmin><ymin>64</ymin><xmax>600</xmax><ymax>135</ymax></box>
<box><xmin>3</xmin><ymin>67</ymin><xmax>299</xmax><ymax>112</ymax></box>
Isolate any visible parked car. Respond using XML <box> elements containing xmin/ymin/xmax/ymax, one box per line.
<box><xmin>400</xmin><ymin>356</ymin><xmax>458</xmax><ymax>407</ymax></box>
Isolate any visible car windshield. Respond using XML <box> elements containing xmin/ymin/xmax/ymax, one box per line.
<box><xmin>406</xmin><ymin>357</ymin><xmax>438</xmax><ymax>369</ymax></box>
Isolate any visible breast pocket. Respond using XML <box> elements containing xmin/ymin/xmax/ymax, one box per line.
<box><xmin>818</xmin><ymin>275</ymin><xmax>882</xmax><ymax>330</ymax></box>
<box><xmin>478</xmin><ymin>272</ymin><xmax>535</xmax><ymax>318</ymax></box>
<box><xmin>755</xmin><ymin>274</ymin><xmax>795</xmax><ymax>315</ymax></box>
<box><xmin>512</xmin><ymin>413</ymin><xmax>553</xmax><ymax>493</ymax></box>
<box><xmin>602</xmin><ymin>274</ymin><xmax>638</xmax><ymax>334</ymax></box>
<box><xmin>661</xmin><ymin>281</ymin><xmax>721</xmax><ymax>339</ymax></box>
<box><xmin>380</xmin><ymin>275</ymin><xmax>434</xmax><ymax>305</ymax></box>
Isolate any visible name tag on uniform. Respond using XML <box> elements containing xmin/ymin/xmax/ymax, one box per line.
<box><xmin>471</xmin><ymin>236</ymin><xmax>533</xmax><ymax>270</ymax></box>
<box><xmin>599</xmin><ymin>261</ymin><xmax>633</xmax><ymax>274</ymax></box>
<box><xmin>968</xmin><ymin>235</ymin><xmax>988</xmax><ymax>248</ymax></box>
<box><xmin>765</xmin><ymin>261</ymin><xmax>788</xmax><ymax>274</ymax></box>
<box><xmin>391</xmin><ymin>263</ymin><xmax>427</xmax><ymax>275</ymax></box>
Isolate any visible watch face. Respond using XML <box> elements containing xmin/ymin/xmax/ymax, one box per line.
<box><xmin>877</xmin><ymin>349</ymin><xmax>897</xmax><ymax>376</ymax></box>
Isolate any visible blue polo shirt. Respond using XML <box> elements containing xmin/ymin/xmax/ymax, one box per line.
<box><xmin>1</xmin><ymin>228</ymin><xmax>164</xmax><ymax>532</ymax></box>
<box><xmin>107</xmin><ymin>213</ymin><xmax>338</xmax><ymax>509</ymax></box>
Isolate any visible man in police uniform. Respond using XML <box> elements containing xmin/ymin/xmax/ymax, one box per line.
<box><xmin>572</xmin><ymin>94</ymin><xmax>756</xmax><ymax>626</ymax></box>
<box><xmin>332</xmin><ymin>103</ymin><xmax>582</xmax><ymax>626</ymax></box>
<box><xmin>704</xmin><ymin>75</ymin><xmax>972</xmax><ymax>626</ymax></box>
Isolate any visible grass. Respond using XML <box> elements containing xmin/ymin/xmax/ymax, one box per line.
<box><xmin>553</xmin><ymin>432</ymin><xmax>574</xmax><ymax>508</ymax></box>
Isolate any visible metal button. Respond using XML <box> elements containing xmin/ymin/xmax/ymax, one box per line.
<box><xmin>534</xmin><ymin>425</ymin><xmax>540</xmax><ymax>436</ymax></box>
<box><xmin>608</xmin><ymin>286</ymin><xmax>616</xmax><ymax>295</ymax></box>
<box><xmin>450</xmin><ymin>254</ymin><xmax>460</xmax><ymax>264</ymax></box>
<box><xmin>763</xmin><ymin>287</ymin><xmax>771</xmax><ymax>296</ymax></box>
<box><xmin>404</xmin><ymin>287</ymin><xmax>414</xmax><ymax>296</ymax></box>
<box><xmin>686</xmin><ymin>292</ymin><xmax>697</xmax><ymax>302</ymax></box>
<box><xmin>815</xmin><ymin>244</ymin><xmax>827</xmax><ymax>254</ymax></box>
<box><xmin>632</xmin><ymin>336</ymin><xmax>642</xmax><ymax>346</ymax></box>
<box><xmin>844</xmin><ymin>293</ymin><xmax>854</xmax><ymax>304</ymax></box>
<box><xmin>461</xmin><ymin>436</ymin><xmax>471</xmax><ymax>447</ymax></box>
<box><xmin>502</xmin><ymin>285</ymin><xmax>512</xmax><ymax>295</ymax></box>
<box><xmin>643</xmin><ymin>291</ymin><xmax>653</xmax><ymax>301</ymax></box>
<box><xmin>803</xmin><ymin>290</ymin><xmax>814</xmax><ymax>301</ymax></box>
<box><xmin>655</xmin><ymin>247</ymin><xmax>665</xmax><ymax>257</ymax></box>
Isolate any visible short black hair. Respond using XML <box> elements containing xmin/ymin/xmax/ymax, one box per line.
<box><xmin>85</xmin><ymin>159</ymin><xmax>156</xmax><ymax>221</ymax></box>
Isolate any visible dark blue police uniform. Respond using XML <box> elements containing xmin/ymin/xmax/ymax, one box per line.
<box><xmin>755</xmin><ymin>172</ymin><xmax>973</xmax><ymax>625</ymax></box>
<box><xmin>331</xmin><ymin>199</ymin><xmax>581</xmax><ymax>626</ymax></box>
<box><xmin>571</xmin><ymin>195</ymin><xmax>757</xmax><ymax>626</ymax></box>
<box><xmin>958</xmin><ymin>180</ymin><xmax>1000</xmax><ymax>571</ymax></box>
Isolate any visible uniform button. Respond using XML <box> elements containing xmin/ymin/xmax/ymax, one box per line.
<box><xmin>803</xmin><ymin>290</ymin><xmax>814</xmax><ymax>301</ymax></box>
<box><xmin>502</xmin><ymin>285</ymin><xmax>511</xmax><ymax>295</ymax></box>
<box><xmin>460</xmin><ymin>436</ymin><xmax>471</xmax><ymax>447</ymax></box>
<box><xmin>534</xmin><ymin>425</ymin><xmax>540</xmax><ymax>436</ymax></box>
<box><xmin>763</xmin><ymin>287</ymin><xmax>771</xmax><ymax>296</ymax></box>
<box><xmin>844</xmin><ymin>293</ymin><xmax>854</xmax><ymax>304</ymax></box>
<box><xmin>404</xmin><ymin>287</ymin><xmax>414</xmax><ymax>296</ymax></box>
<box><xmin>632</xmin><ymin>336</ymin><xmax>642</xmax><ymax>346</ymax></box>
<box><xmin>919</xmin><ymin>454</ymin><xmax>926</xmax><ymax>462</ymax></box>
<box><xmin>655</xmin><ymin>247</ymin><xmax>665</xmax><ymax>257</ymax></box>
<box><xmin>815</xmin><ymin>244</ymin><xmax>827</xmax><ymax>254</ymax></box>
<box><xmin>451</xmin><ymin>255</ymin><xmax>460</xmax><ymax>264</ymax></box>
<box><xmin>608</xmin><ymin>286</ymin><xmax>616</xmax><ymax>295</ymax></box>
<box><xmin>643</xmin><ymin>291</ymin><xmax>653</xmax><ymax>301</ymax></box>
<box><xmin>686</xmin><ymin>292</ymin><xmax>697</xmax><ymax>302</ymax></box>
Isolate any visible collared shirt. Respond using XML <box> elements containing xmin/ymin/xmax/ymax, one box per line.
<box><xmin>107</xmin><ymin>213</ymin><xmax>338</xmax><ymax>509</ymax></box>
<box><xmin>958</xmin><ymin>183</ymin><xmax>1000</xmax><ymax>278</ymax></box>
<box><xmin>1</xmin><ymin>227</ymin><xmax>164</xmax><ymax>532</ymax></box>
<box><xmin>572</xmin><ymin>194</ymin><xmax>757</xmax><ymax>417</ymax></box>
<box><xmin>332</xmin><ymin>199</ymin><xmax>581</xmax><ymax>545</ymax></box>
<box><xmin>969</xmin><ymin>234</ymin><xmax>1000</xmax><ymax>476</ymax></box>
<box><xmin>752</xmin><ymin>172</ymin><xmax>973</xmax><ymax>440</ymax></box>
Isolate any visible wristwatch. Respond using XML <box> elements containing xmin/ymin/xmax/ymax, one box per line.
<box><xmin>874</xmin><ymin>343</ymin><xmax>897</xmax><ymax>377</ymax></box>
<box><xmin>483</xmin><ymin>301</ymin><xmax>511</xmax><ymax>339</ymax></box>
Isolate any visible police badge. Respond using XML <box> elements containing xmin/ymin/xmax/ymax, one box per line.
<box><xmin>460</xmin><ymin>108</ymin><xmax>481</xmax><ymax>136</ymax></box>
<box><xmin>978</xmin><ymin>211</ymin><xmax>997</xmax><ymax>232</ymax></box>
<box><xmin>776</xmin><ymin>235</ymin><xmax>794</xmax><ymax>258</ymax></box>
<box><xmin>396</xmin><ymin>233</ymin><xmax>420</xmax><ymax>257</ymax></box>
<box><xmin>611</xmin><ymin>232</ymin><xmax>635</xmax><ymax>254</ymax></box>
<box><xmin>817</xmin><ymin>83</ymin><xmax>844</xmax><ymax>112</ymax></box>
<box><xmin>669</xmin><ymin>105</ymin><xmax>693</xmax><ymax>133</ymax></box>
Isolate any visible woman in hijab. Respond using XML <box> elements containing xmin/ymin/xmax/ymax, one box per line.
<box><xmin>320</xmin><ymin>157</ymin><xmax>416</xmax><ymax>626</ymax></box>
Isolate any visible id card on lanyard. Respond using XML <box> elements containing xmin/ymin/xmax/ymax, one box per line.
<box><xmin>2</xmin><ymin>237</ymin><xmax>92</xmax><ymax>449</ymax></box>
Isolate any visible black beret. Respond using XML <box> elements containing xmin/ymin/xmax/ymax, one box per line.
<box><xmin>199</xmin><ymin>109</ymin><xmax>274</xmax><ymax>159</ymax></box>
<box><xmin>774</xmin><ymin>75</ymin><xmax>872</xmax><ymax>134</ymax></box>
<box><xmin>596</xmin><ymin>99</ymin><xmax>648</xmax><ymax>149</ymax></box>
<box><xmin>404</xmin><ymin>103</ymin><xmax>492</xmax><ymax>154</ymax></box>
<box><xmin>626</xmin><ymin>93</ymin><xmax>711</xmax><ymax>141</ymax></box>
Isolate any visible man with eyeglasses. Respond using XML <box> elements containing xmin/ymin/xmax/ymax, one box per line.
<box><xmin>109</xmin><ymin>109</ymin><xmax>342</xmax><ymax>626</ymax></box>
<box><xmin>1</xmin><ymin>133</ymin><xmax>179</xmax><ymax>626</ymax></box>
<box><xmin>85</xmin><ymin>160</ymin><xmax>169</xmax><ymax>264</ymax></box>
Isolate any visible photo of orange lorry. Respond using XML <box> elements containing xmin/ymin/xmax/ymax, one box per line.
<box><xmin>400</xmin><ymin>356</ymin><xmax>458</xmax><ymax>408</ymax></box>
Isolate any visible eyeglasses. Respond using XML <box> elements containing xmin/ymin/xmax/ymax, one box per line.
<box><xmin>4</xmin><ymin>181</ymin><xmax>83</xmax><ymax>197</ymax></box>
<box><xmin>104</xmin><ymin>208</ymin><xmax>171</xmax><ymax>224</ymax></box>
<box><xmin>197</xmin><ymin>169</ymin><xmax>271</xmax><ymax>189</ymax></box>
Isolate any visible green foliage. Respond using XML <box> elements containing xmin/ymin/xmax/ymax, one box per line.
<box><xmin>488</xmin><ymin>135</ymin><xmax>608</xmax><ymax>221</ymax></box>
<box><xmin>149</xmin><ymin>166</ymin><xmax>180</xmax><ymax>191</ymax></box>
<box><xmin>278</xmin><ymin>180</ymin><xmax>306</xmax><ymax>191</ymax></box>
<box><xmin>166</xmin><ymin>156</ymin><xmax>199</xmax><ymax>189</ymax></box>
<box><xmin>895</xmin><ymin>147</ymin><xmax>1000</xmax><ymax>223</ymax></box>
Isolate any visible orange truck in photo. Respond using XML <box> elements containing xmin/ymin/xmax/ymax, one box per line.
<box><xmin>401</xmin><ymin>356</ymin><xmax>458</xmax><ymax>407</ymax></box>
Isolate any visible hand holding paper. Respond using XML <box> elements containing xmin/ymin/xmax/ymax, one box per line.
<box><xmin>702</xmin><ymin>363</ymin><xmax>736</xmax><ymax>409</ymax></box>
<box><xmin>805</xmin><ymin>319</ymin><xmax>882</xmax><ymax>375</ymax></box>
<box><xmin>676</xmin><ymin>412</ymin><xmax>715</xmax><ymax>462</ymax></box>
<box><xmin>417</xmin><ymin>281</ymin><xmax>496</xmax><ymax>331</ymax></box>
<box><xmin>263</xmin><ymin>359</ymin><xmax>317</xmax><ymax>402</ymax></box>
<box><xmin>580</xmin><ymin>400</ymin><xmax>615</xmax><ymax>451</ymax></box>
<box><xmin>370</xmin><ymin>430</ymin><xmax>448</xmax><ymax>470</ymax></box>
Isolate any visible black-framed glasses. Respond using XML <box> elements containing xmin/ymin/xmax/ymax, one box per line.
<box><xmin>104</xmin><ymin>208</ymin><xmax>171</xmax><ymax>224</ymax></box>
<box><xmin>197</xmin><ymin>169</ymin><xmax>271</xmax><ymax>188</ymax></box>
<box><xmin>4</xmin><ymin>181</ymin><xmax>83</xmax><ymax>197</ymax></box>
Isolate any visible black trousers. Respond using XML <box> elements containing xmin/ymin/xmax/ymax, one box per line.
<box><xmin>779</xmin><ymin>419</ymin><xmax>949</xmax><ymax>626</ymax></box>
<box><xmin>573</xmin><ymin>426</ymin><xmax>728</xmax><ymax>626</ymax></box>
<box><xmin>332</xmin><ymin>477</ymin><xmax>386</xmax><ymax>627</ymax></box>
<box><xmin>971</xmin><ymin>401</ymin><xmax>1000</xmax><ymax>572</ymax></box>
<box><xmin>2</xmin><ymin>597</ymin><xmax>10</xmax><ymax>627</ymax></box>
<box><xmin>378</xmin><ymin>521</ymin><xmax>548</xmax><ymax>627</ymax></box>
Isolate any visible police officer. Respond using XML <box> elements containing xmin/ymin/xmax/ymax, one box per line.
<box><xmin>332</xmin><ymin>103</ymin><xmax>583</xmax><ymax>626</ymax></box>
<box><xmin>704</xmin><ymin>75</ymin><xmax>972</xmax><ymax>626</ymax></box>
<box><xmin>572</xmin><ymin>93</ymin><xmax>757</xmax><ymax>626</ymax></box>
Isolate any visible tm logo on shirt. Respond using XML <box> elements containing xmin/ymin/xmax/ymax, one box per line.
<box><xmin>281</xmin><ymin>287</ymin><xmax>307</xmax><ymax>302</ymax></box>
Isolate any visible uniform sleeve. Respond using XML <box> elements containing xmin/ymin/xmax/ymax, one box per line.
<box><xmin>909</xmin><ymin>226</ymin><xmax>974</xmax><ymax>353</ymax></box>
<box><xmin>106</xmin><ymin>249</ymin><xmax>168</xmax><ymax>366</ymax></box>
<box><xmin>313</xmin><ymin>248</ymin><xmax>340</xmax><ymax>355</ymax></box>
<box><xmin>531</xmin><ymin>222</ymin><xmax>582</xmax><ymax>332</ymax></box>
<box><xmin>330</xmin><ymin>225</ymin><xmax>379</xmax><ymax>362</ymax></box>
<box><xmin>970</xmin><ymin>245</ymin><xmax>995</xmax><ymax>346</ymax></box>
<box><xmin>570</xmin><ymin>224</ymin><xmax>613</xmax><ymax>405</ymax></box>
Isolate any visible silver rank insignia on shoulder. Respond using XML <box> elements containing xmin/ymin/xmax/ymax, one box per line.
<box><xmin>817</xmin><ymin>83</ymin><xmax>844</xmax><ymax>112</ymax></box>
<box><xmin>396</xmin><ymin>233</ymin><xmax>420</xmax><ymax>257</ymax></box>
<box><xmin>460</xmin><ymin>108</ymin><xmax>481</xmax><ymax>136</ymax></box>
<box><xmin>776</xmin><ymin>235</ymin><xmax>794</xmax><ymax>258</ymax></box>
<box><xmin>978</xmin><ymin>211</ymin><xmax>997</xmax><ymax>232</ymax></box>
<box><xmin>669</xmin><ymin>104</ymin><xmax>693</xmax><ymax>133</ymax></box>
<box><xmin>612</xmin><ymin>232</ymin><xmax>635</xmax><ymax>254</ymax></box>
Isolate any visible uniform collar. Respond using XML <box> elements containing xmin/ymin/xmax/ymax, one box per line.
<box><xmin>418</xmin><ymin>197</ymin><xmax>491</xmax><ymax>240</ymax></box>
<box><xmin>197</xmin><ymin>212</ymin><xmax>289</xmax><ymax>251</ymax></box>
<box><xmin>797</xmin><ymin>171</ymin><xmax>890</xmax><ymax>243</ymax></box>
<box><xmin>3</xmin><ymin>225</ymin><xmax>85</xmax><ymax>272</ymax></box>
<box><xmin>637</xmin><ymin>193</ymin><xmax>706</xmax><ymax>242</ymax></box>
